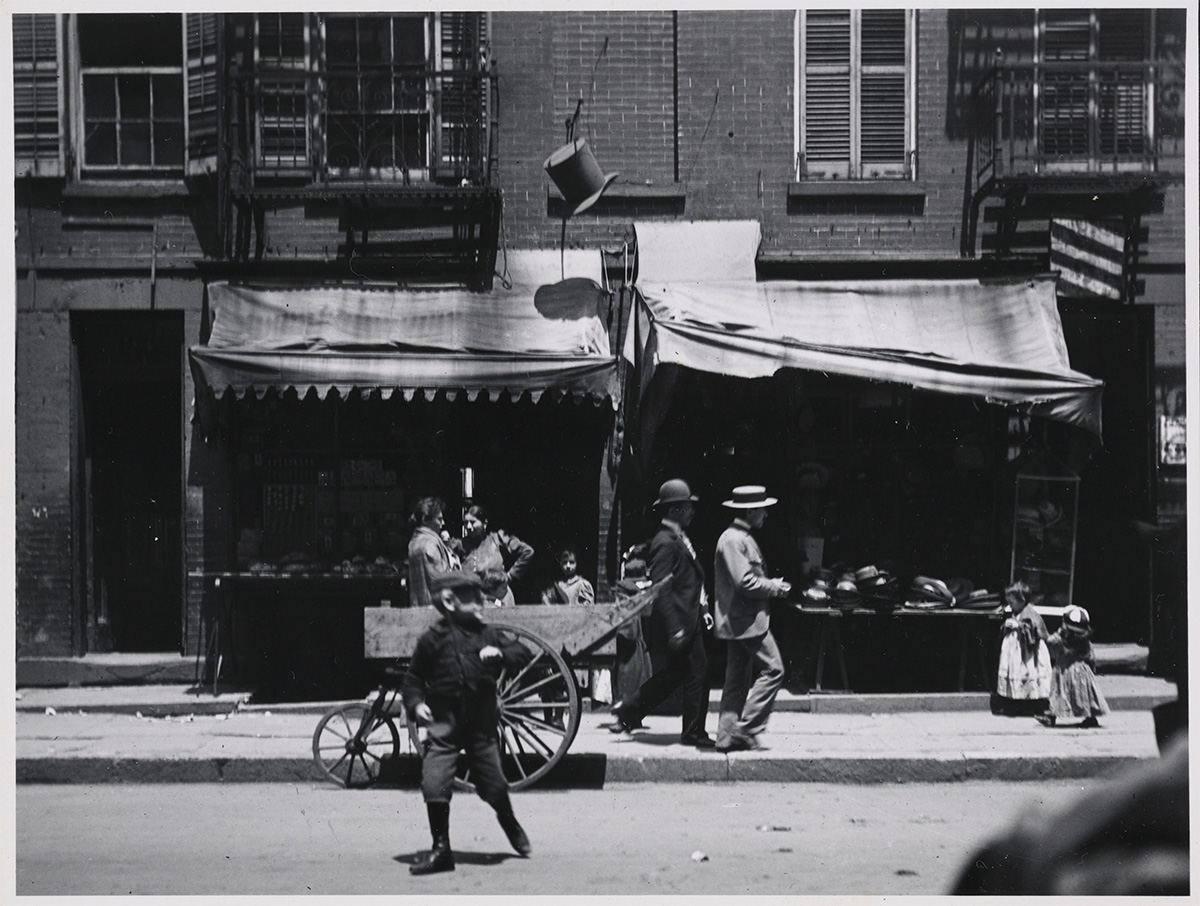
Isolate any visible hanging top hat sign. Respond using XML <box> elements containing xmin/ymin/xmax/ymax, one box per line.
<box><xmin>544</xmin><ymin>137</ymin><xmax>619</xmax><ymax>218</ymax></box>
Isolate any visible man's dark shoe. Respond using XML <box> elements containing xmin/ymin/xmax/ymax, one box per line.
<box><xmin>410</xmin><ymin>844</ymin><xmax>455</xmax><ymax>875</ymax></box>
<box><xmin>608</xmin><ymin>702</ymin><xmax>639</xmax><ymax>734</ymax></box>
<box><xmin>498</xmin><ymin>814</ymin><xmax>532</xmax><ymax>857</ymax></box>
<box><xmin>490</xmin><ymin>793</ymin><xmax>532</xmax><ymax>857</ymax></box>
<box><xmin>411</xmin><ymin>802</ymin><xmax>455</xmax><ymax>875</ymax></box>
<box><xmin>681</xmin><ymin>734</ymin><xmax>717</xmax><ymax>749</ymax></box>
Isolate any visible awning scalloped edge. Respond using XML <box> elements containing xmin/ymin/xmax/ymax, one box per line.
<box><xmin>204</xmin><ymin>384</ymin><xmax>611</xmax><ymax>407</ymax></box>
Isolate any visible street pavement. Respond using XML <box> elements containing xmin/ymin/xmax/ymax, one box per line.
<box><xmin>15</xmin><ymin>674</ymin><xmax>1176</xmax><ymax>786</ymax></box>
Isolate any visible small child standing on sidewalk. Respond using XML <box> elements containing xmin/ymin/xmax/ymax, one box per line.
<box><xmin>1038</xmin><ymin>605</ymin><xmax>1110</xmax><ymax>728</ymax></box>
<box><xmin>402</xmin><ymin>570</ymin><xmax>534</xmax><ymax>875</ymax></box>
<box><xmin>993</xmin><ymin>580</ymin><xmax>1052</xmax><ymax>717</ymax></box>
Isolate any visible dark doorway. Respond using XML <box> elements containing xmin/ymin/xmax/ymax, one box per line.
<box><xmin>74</xmin><ymin>312</ymin><xmax>183</xmax><ymax>652</ymax></box>
<box><xmin>1058</xmin><ymin>303</ymin><xmax>1155</xmax><ymax>643</ymax></box>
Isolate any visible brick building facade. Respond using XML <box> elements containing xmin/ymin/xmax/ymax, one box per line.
<box><xmin>13</xmin><ymin>11</ymin><xmax>1187</xmax><ymax>675</ymax></box>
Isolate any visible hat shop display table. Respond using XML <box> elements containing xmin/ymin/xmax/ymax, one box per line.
<box><xmin>788</xmin><ymin>604</ymin><xmax>1009</xmax><ymax>693</ymax></box>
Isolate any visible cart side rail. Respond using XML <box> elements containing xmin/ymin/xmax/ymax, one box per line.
<box><xmin>364</xmin><ymin>577</ymin><xmax>667</xmax><ymax>660</ymax></box>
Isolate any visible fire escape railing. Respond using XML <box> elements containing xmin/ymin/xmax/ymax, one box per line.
<box><xmin>227</xmin><ymin>63</ymin><xmax>498</xmax><ymax>194</ymax></box>
<box><xmin>962</xmin><ymin>59</ymin><xmax>1185</xmax><ymax>257</ymax></box>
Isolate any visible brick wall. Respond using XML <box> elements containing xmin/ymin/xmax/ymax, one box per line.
<box><xmin>15</xmin><ymin>299</ymin><xmax>74</xmax><ymax>656</ymax></box>
<box><xmin>494</xmin><ymin>8</ymin><xmax>1186</xmax><ymax>268</ymax></box>
<box><xmin>15</xmin><ymin>276</ymin><xmax>207</xmax><ymax>657</ymax></box>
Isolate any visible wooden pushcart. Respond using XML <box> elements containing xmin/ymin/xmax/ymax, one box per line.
<box><xmin>311</xmin><ymin>580</ymin><xmax>664</xmax><ymax>792</ymax></box>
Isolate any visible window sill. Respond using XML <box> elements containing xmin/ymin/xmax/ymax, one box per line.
<box><xmin>788</xmin><ymin>180</ymin><xmax>925</xmax><ymax>200</ymax></box>
<box><xmin>548</xmin><ymin>182</ymin><xmax>686</xmax><ymax>202</ymax></box>
<box><xmin>548</xmin><ymin>182</ymin><xmax>685</xmax><ymax>217</ymax></box>
<box><xmin>787</xmin><ymin>180</ymin><xmax>926</xmax><ymax>216</ymax></box>
<box><xmin>63</xmin><ymin>180</ymin><xmax>192</xmax><ymax>200</ymax></box>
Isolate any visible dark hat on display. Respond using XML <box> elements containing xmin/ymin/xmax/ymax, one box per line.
<box><xmin>429</xmin><ymin>570</ymin><xmax>484</xmax><ymax>594</ymax></box>
<box><xmin>906</xmin><ymin>575</ymin><xmax>956</xmax><ymax>609</ymax></box>
<box><xmin>654</xmin><ymin>479</ymin><xmax>699</xmax><ymax>508</ymax></box>
<box><xmin>959</xmin><ymin>588</ymin><xmax>1003</xmax><ymax>610</ymax></box>
<box><xmin>723</xmin><ymin>485</ymin><xmax>779</xmax><ymax>509</ymax></box>
<box><xmin>796</xmin><ymin>462</ymin><xmax>830</xmax><ymax>490</ymax></box>
<box><xmin>544</xmin><ymin>138</ymin><xmax>619</xmax><ymax>217</ymax></box>
<box><xmin>945</xmin><ymin>577</ymin><xmax>975</xmax><ymax>603</ymax></box>
<box><xmin>832</xmin><ymin>573</ymin><xmax>862</xmax><ymax>611</ymax></box>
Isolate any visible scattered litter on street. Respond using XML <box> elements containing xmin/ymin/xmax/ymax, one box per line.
<box><xmin>758</xmin><ymin>825</ymin><xmax>791</xmax><ymax>832</ymax></box>
<box><xmin>44</xmin><ymin>707</ymin><xmax>56</xmax><ymax>716</ymax></box>
<box><xmin>690</xmin><ymin>851</ymin><xmax>708</xmax><ymax>863</ymax></box>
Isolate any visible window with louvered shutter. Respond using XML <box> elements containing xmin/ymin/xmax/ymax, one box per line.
<box><xmin>254</xmin><ymin>13</ymin><xmax>310</xmax><ymax>172</ymax></box>
<box><xmin>1037</xmin><ymin>9</ymin><xmax>1151</xmax><ymax>169</ymax></box>
<box><xmin>14</xmin><ymin>14</ymin><xmax>63</xmax><ymax>177</ymax></box>
<box><xmin>186</xmin><ymin>13</ymin><xmax>219</xmax><ymax>174</ymax></box>
<box><xmin>799</xmin><ymin>9</ymin><xmax>913</xmax><ymax>180</ymax></box>
<box><xmin>437</xmin><ymin>12</ymin><xmax>487</xmax><ymax>182</ymax></box>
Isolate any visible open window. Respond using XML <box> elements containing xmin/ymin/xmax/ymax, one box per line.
<box><xmin>75</xmin><ymin>14</ymin><xmax>186</xmax><ymax>175</ymax></box>
<box><xmin>797</xmin><ymin>9</ymin><xmax>916</xmax><ymax>181</ymax></box>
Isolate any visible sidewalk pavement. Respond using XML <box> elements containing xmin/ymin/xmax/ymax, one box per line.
<box><xmin>15</xmin><ymin>675</ymin><xmax>1177</xmax><ymax>786</ymax></box>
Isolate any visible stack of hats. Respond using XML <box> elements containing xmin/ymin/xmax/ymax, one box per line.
<box><xmin>801</xmin><ymin>569</ymin><xmax>833</xmax><ymax>605</ymax></box>
<box><xmin>905</xmin><ymin>575</ymin><xmax>956</xmax><ymax>610</ymax></box>
<box><xmin>959</xmin><ymin>587</ymin><xmax>1003</xmax><ymax>610</ymax></box>
<box><xmin>854</xmin><ymin>565</ymin><xmax>903</xmax><ymax>614</ymax></box>
<box><xmin>831</xmin><ymin>572</ymin><xmax>863</xmax><ymax>612</ymax></box>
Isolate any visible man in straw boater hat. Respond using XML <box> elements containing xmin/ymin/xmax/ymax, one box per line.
<box><xmin>609</xmin><ymin>479</ymin><xmax>716</xmax><ymax>748</ymax></box>
<box><xmin>712</xmin><ymin>486</ymin><xmax>792</xmax><ymax>752</ymax></box>
<box><xmin>402</xmin><ymin>570</ymin><xmax>534</xmax><ymax>875</ymax></box>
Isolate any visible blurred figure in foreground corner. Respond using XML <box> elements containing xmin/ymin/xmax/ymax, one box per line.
<box><xmin>950</xmin><ymin>733</ymin><xmax>1188</xmax><ymax>895</ymax></box>
<box><xmin>1135</xmin><ymin>517</ymin><xmax>1188</xmax><ymax>750</ymax></box>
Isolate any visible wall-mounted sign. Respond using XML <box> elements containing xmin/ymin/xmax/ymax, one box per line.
<box><xmin>1160</xmin><ymin>415</ymin><xmax>1186</xmax><ymax>466</ymax></box>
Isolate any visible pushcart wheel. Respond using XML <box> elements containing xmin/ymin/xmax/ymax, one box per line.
<box><xmin>406</xmin><ymin>623</ymin><xmax>580</xmax><ymax>793</ymax></box>
<box><xmin>312</xmin><ymin>699</ymin><xmax>401</xmax><ymax>789</ymax></box>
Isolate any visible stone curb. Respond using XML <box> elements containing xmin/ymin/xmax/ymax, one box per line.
<box><xmin>16</xmin><ymin>691</ymin><xmax>1173</xmax><ymax>718</ymax></box>
<box><xmin>16</xmin><ymin>752</ymin><xmax>1145</xmax><ymax>787</ymax></box>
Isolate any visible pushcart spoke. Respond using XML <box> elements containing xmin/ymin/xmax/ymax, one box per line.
<box><xmin>503</xmin><ymin>709</ymin><xmax>567</xmax><ymax>737</ymax></box>
<box><xmin>502</xmin><ymin>714</ymin><xmax>557</xmax><ymax>758</ymax></box>
<box><xmin>498</xmin><ymin>726</ymin><xmax>531</xmax><ymax>781</ymax></box>
<box><xmin>500</xmin><ymin>671</ymin><xmax>566</xmax><ymax>701</ymax></box>
<box><xmin>326</xmin><ymin>751</ymin><xmax>351</xmax><ymax>777</ymax></box>
<box><xmin>497</xmin><ymin>699</ymin><xmax>571</xmax><ymax>711</ymax></box>
<box><xmin>503</xmin><ymin>649</ymin><xmax>549</xmax><ymax>691</ymax></box>
<box><xmin>313</xmin><ymin>702</ymin><xmax>400</xmax><ymax>789</ymax></box>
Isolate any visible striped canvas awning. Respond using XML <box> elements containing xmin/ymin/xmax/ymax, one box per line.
<box><xmin>189</xmin><ymin>254</ymin><xmax>619</xmax><ymax>405</ymax></box>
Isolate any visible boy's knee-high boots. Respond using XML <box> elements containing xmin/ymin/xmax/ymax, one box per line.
<box><xmin>489</xmin><ymin>791</ymin><xmax>531</xmax><ymax>856</ymax></box>
<box><xmin>410</xmin><ymin>802</ymin><xmax>454</xmax><ymax>875</ymax></box>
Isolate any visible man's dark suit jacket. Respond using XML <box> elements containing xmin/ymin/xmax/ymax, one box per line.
<box><xmin>648</xmin><ymin>522</ymin><xmax>706</xmax><ymax>653</ymax></box>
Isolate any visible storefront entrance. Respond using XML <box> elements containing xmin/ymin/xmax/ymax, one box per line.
<box><xmin>74</xmin><ymin>312</ymin><xmax>183</xmax><ymax>652</ymax></box>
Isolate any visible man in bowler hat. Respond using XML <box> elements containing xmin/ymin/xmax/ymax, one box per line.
<box><xmin>609</xmin><ymin>479</ymin><xmax>715</xmax><ymax>748</ymax></box>
<box><xmin>712</xmin><ymin>485</ymin><xmax>791</xmax><ymax>751</ymax></box>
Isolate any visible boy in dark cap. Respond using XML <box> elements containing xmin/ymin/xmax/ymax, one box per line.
<box><xmin>403</xmin><ymin>570</ymin><xmax>534</xmax><ymax>875</ymax></box>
